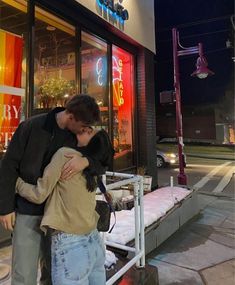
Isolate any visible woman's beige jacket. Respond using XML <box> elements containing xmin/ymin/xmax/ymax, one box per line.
<box><xmin>16</xmin><ymin>147</ymin><xmax>98</xmax><ymax>234</ymax></box>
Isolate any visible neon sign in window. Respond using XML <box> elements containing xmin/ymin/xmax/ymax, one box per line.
<box><xmin>112</xmin><ymin>56</ymin><xmax>124</xmax><ymax>106</ymax></box>
<box><xmin>95</xmin><ymin>45</ymin><xmax>134</xmax><ymax>169</ymax></box>
<box><xmin>112</xmin><ymin>45</ymin><xmax>134</xmax><ymax>169</ymax></box>
<box><xmin>96</xmin><ymin>55</ymin><xmax>125</xmax><ymax>106</ymax></box>
<box><xmin>95</xmin><ymin>45</ymin><xmax>134</xmax><ymax>168</ymax></box>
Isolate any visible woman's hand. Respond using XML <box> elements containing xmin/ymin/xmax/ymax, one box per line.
<box><xmin>61</xmin><ymin>154</ymin><xmax>89</xmax><ymax>180</ymax></box>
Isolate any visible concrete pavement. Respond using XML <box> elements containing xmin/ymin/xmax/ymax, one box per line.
<box><xmin>147</xmin><ymin>192</ymin><xmax>235</xmax><ymax>285</ymax></box>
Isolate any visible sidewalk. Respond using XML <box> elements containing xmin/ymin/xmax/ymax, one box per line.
<box><xmin>0</xmin><ymin>193</ymin><xmax>234</xmax><ymax>284</ymax></box>
<box><xmin>147</xmin><ymin>192</ymin><xmax>235</xmax><ymax>285</ymax></box>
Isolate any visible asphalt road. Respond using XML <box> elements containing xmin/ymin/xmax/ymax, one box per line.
<box><xmin>157</xmin><ymin>156</ymin><xmax>235</xmax><ymax>197</ymax></box>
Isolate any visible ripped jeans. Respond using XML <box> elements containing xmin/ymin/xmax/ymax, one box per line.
<box><xmin>51</xmin><ymin>229</ymin><xmax>106</xmax><ymax>285</ymax></box>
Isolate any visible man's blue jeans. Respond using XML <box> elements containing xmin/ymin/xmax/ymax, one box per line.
<box><xmin>51</xmin><ymin>229</ymin><xmax>106</xmax><ymax>285</ymax></box>
<box><xmin>11</xmin><ymin>214</ymin><xmax>51</xmax><ymax>285</ymax></box>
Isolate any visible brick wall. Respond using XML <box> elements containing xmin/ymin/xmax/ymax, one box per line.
<box><xmin>137</xmin><ymin>48</ymin><xmax>158</xmax><ymax>187</ymax></box>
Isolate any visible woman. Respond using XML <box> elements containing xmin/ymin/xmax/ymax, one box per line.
<box><xmin>16</xmin><ymin>128</ymin><xmax>114</xmax><ymax>285</ymax></box>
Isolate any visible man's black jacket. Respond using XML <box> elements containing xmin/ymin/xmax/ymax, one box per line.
<box><xmin>0</xmin><ymin>108</ymin><xmax>104</xmax><ymax>215</ymax></box>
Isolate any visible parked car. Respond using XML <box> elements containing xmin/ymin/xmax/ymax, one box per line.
<box><xmin>157</xmin><ymin>149</ymin><xmax>186</xmax><ymax>168</ymax></box>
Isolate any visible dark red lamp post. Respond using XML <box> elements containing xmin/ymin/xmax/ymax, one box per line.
<box><xmin>172</xmin><ymin>28</ymin><xmax>214</xmax><ymax>185</ymax></box>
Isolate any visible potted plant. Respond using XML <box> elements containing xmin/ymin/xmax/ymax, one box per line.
<box><xmin>137</xmin><ymin>166</ymin><xmax>152</xmax><ymax>192</ymax></box>
<box><xmin>39</xmin><ymin>77</ymin><xmax>72</xmax><ymax>108</ymax></box>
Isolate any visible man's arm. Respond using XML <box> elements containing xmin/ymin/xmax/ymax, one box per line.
<box><xmin>16</xmin><ymin>150</ymin><xmax>64</xmax><ymax>204</ymax></box>
<box><xmin>0</xmin><ymin>121</ymin><xmax>32</xmax><ymax>230</ymax></box>
<box><xmin>0</xmin><ymin>213</ymin><xmax>15</xmax><ymax>231</ymax></box>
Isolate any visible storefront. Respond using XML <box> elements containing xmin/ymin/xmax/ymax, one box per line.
<box><xmin>0</xmin><ymin>0</ymin><xmax>157</xmax><ymax>185</ymax></box>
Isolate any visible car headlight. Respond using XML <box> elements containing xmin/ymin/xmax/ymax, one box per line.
<box><xmin>166</xmin><ymin>153</ymin><xmax>176</xmax><ymax>158</ymax></box>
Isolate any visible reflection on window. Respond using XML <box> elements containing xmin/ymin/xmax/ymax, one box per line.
<box><xmin>34</xmin><ymin>7</ymin><xmax>76</xmax><ymax>109</ymax></box>
<box><xmin>0</xmin><ymin>0</ymin><xmax>27</xmax><ymax>152</ymax></box>
<box><xmin>81</xmin><ymin>31</ymin><xmax>108</xmax><ymax>131</ymax></box>
<box><xmin>112</xmin><ymin>45</ymin><xmax>134</xmax><ymax>170</ymax></box>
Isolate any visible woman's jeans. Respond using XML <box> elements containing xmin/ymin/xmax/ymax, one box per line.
<box><xmin>51</xmin><ymin>229</ymin><xmax>106</xmax><ymax>285</ymax></box>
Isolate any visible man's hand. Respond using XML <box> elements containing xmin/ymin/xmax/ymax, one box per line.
<box><xmin>61</xmin><ymin>154</ymin><xmax>89</xmax><ymax>180</ymax></box>
<box><xmin>0</xmin><ymin>212</ymin><xmax>16</xmax><ymax>231</ymax></box>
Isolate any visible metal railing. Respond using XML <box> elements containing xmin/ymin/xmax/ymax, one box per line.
<box><xmin>101</xmin><ymin>171</ymin><xmax>145</xmax><ymax>285</ymax></box>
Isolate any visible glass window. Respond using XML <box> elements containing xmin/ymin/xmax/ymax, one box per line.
<box><xmin>81</xmin><ymin>31</ymin><xmax>108</xmax><ymax>131</ymax></box>
<box><xmin>0</xmin><ymin>0</ymin><xmax>27</xmax><ymax>153</ymax></box>
<box><xmin>112</xmin><ymin>45</ymin><xmax>134</xmax><ymax>170</ymax></box>
<box><xmin>34</xmin><ymin>7</ymin><xmax>76</xmax><ymax>109</ymax></box>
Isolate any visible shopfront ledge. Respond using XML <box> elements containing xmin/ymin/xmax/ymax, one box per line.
<box><xmin>143</xmin><ymin>190</ymin><xmax>199</xmax><ymax>255</ymax></box>
<box><xmin>107</xmin><ymin>188</ymin><xmax>199</xmax><ymax>257</ymax></box>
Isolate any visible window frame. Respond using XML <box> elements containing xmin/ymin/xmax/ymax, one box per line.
<box><xmin>30</xmin><ymin>0</ymin><xmax>138</xmax><ymax>170</ymax></box>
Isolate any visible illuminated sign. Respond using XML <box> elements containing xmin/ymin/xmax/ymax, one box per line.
<box><xmin>96</xmin><ymin>56</ymin><xmax>125</xmax><ymax>106</ymax></box>
<box><xmin>112</xmin><ymin>56</ymin><xmax>124</xmax><ymax>106</ymax></box>
<box><xmin>97</xmin><ymin>0</ymin><xmax>129</xmax><ymax>21</ymax></box>
<box><xmin>96</xmin><ymin>57</ymin><xmax>104</xmax><ymax>86</ymax></box>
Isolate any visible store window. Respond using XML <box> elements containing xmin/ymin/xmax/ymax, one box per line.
<box><xmin>0</xmin><ymin>0</ymin><xmax>27</xmax><ymax>153</ymax></box>
<box><xmin>81</xmin><ymin>31</ymin><xmax>108</xmax><ymax>131</ymax></box>
<box><xmin>112</xmin><ymin>45</ymin><xmax>134</xmax><ymax>170</ymax></box>
<box><xmin>34</xmin><ymin>7</ymin><xmax>76</xmax><ymax>109</ymax></box>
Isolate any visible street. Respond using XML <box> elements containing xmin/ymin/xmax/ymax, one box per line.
<box><xmin>158</xmin><ymin>156</ymin><xmax>235</xmax><ymax>197</ymax></box>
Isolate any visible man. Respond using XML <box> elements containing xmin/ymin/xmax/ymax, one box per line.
<box><xmin>0</xmin><ymin>94</ymin><xmax>103</xmax><ymax>285</ymax></box>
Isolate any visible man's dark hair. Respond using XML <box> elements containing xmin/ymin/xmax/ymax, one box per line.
<box><xmin>65</xmin><ymin>94</ymin><xmax>100</xmax><ymax>125</ymax></box>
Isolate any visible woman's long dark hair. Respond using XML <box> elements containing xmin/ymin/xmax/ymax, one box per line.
<box><xmin>78</xmin><ymin>130</ymin><xmax>115</xmax><ymax>192</ymax></box>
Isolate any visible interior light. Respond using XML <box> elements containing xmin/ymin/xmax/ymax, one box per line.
<box><xmin>46</xmin><ymin>25</ymin><xmax>56</xmax><ymax>31</ymax></box>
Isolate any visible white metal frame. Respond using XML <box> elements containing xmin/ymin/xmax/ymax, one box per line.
<box><xmin>102</xmin><ymin>171</ymin><xmax>145</xmax><ymax>285</ymax></box>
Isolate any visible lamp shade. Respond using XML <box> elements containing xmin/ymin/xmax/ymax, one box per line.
<box><xmin>191</xmin><ymin>56</ymin><xmax>214</xmax><ymax>79</ymax></box>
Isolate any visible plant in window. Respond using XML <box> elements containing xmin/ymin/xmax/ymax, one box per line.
<box><xmin>137</xmin><ymin>166</ymin><xmax>146</xmax><ymax>176</ymax></box>
<box><xmin>39</xmin><ymin>77</ymin><xmax>72</xmax><ymax>108</ymax></box>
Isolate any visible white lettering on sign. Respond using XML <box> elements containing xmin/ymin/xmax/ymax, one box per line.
<box><xmin>0</xmin><ymin>131</ymin><xmax>16</xmax><ymax>148</ymax></box>
<box><xmin>2</xmin><ymin>104</ymin><xmax>21</xmax><ymax>120</ymax></box>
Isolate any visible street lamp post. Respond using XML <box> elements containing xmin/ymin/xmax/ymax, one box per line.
<box><xmin>172</xmin><ymin>28</ymin><xmax>214</xmax><ymax>185</ymax></box>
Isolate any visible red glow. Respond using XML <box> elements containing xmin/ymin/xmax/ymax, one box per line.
<box><xmin>112</xmin><ymin>46</ymin><xmax>133</xmax><ymax>149</ymax></box>
<box><xmin>0</xmin><ymin>31</ymin><xmax>23</xmax><ymax>147</ymax></box>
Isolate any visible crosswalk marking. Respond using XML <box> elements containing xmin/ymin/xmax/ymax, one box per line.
<box><xmin>193</xmin><ymin>162</ymin><xmax>232</xmax><ymax>190</ymax></box>
<box><xmin>213</xmin><ymin>166</ymin><xmax>235</xmax><ymax>193</ymax></box>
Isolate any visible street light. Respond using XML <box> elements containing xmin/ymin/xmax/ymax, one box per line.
<box><xmin>172</xmin><ymin>27</ymin><xmax>214</xmax><ymax>185</ymax></box>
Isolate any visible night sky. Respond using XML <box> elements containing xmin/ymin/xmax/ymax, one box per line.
<box><xmin>155</xmin><ymin>0</ymin><xmax>234</xmax><ymax>105</ymax></box>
